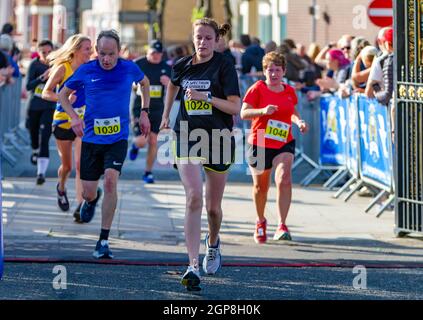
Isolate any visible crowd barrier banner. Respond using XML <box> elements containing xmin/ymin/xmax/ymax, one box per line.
<box><xmin>357</xmin><ymin>95</ymin><xmax>393</xmax><ymax>191</ymax></box>
<box><xmin>0</xmin><ymin>161</ymin><xmax>3</xmax><ymax>280</ymax></box>
<box><xmin>319</xmin><ymin>94</ymin><xmax>347</xmax><ymax>166</ymax></box>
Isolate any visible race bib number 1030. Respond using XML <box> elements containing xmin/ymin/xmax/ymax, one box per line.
<box><xmin>94</xmin><ymin>116</ymin><xmax>121</xmax><ymax>135</ymax></box>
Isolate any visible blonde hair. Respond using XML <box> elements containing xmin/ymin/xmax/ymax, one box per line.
<box><xmin>307</xmin><ymin>43</ymin><xmax>321</xmax><ymax>62</ymax></box>
<box><xmin>48</xmin><ymin>34</ymin><xmax>91</xmax><ymax>68</ymax></box>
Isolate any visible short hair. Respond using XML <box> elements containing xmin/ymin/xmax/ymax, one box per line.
<box><xmin>1</xmin><ymin>23</ymin><xmax>14</xmax><ymax>35</ymax></box>
<box><xmin>262</xmin><ymin>51</ymin><xmax>286</xmax><ymax>70</ymax></box>
<box><xmin>97</xmin><ymin>29</ymin><xmax>121</xmax><ymax>50</ymax></box>
<box><xmin>38</xmin><ymin>39</ymin><xmax>53</xmax><ymax>48</ymax></box>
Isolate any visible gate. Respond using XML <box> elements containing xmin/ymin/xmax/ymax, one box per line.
<box><xmin>395</xmin><ymin>0</ymin><xmax>423</xmax><ymax>236</ymax></box>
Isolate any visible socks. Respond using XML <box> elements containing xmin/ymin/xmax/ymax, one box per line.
<box><xmin>99</xmin><ymin>229</ymin><xmax>110</xmax><ymax>241</ymax></box>
<box><xmin>37</xmin><ymin>157</ymin><xmax>49</xmax><ymax>176</ymax></box>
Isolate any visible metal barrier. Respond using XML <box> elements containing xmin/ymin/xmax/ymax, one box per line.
<box><xmin>294</xmin><ymin>93</ymin><xmax>349</xmax><ymax>187</ymax></box>
<box><xmin>0</xmin><ymin>78</ymin><xmax>27</xmax><ymax>166</ymax></box>
<box><xmin>324</xmin><ymin>94</ymin><xmax>395</xmax><ymax>217</ymax></box>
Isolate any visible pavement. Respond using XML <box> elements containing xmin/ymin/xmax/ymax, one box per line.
<box><xmin>1</xmin><ymin>127</ymin><xmax>423</xmax><ymax>301</ymax></box>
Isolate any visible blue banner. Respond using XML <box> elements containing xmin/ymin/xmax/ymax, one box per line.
<box><xmin>346</xmin><ymin>95</ymin><xmax>360</xmax><ymax>178</ymax></box>
<box><xmin>0</xmin><ymin>163</ymin><xmax>3</xmax><ymax>279</ymax></box>
<box><xmin>319</xmin><ymin>94</ymin><xmax>347</xmax><ymax>166</ymax></box>
<box><xmin>357</xmin><ymin>96</ymin><xmax>392</xmax><ymax>188</ymax></box>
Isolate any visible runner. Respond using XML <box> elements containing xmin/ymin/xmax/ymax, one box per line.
<box><xmin>25</xmin><ymin>39</ymin><xmax>55</xmax><ymax>185</ymax></box>
<box><xmin>241</xmin><ymin>51</ymin><xmax>308</xmax><ymax>244</ymax></box>
<box><xmin>58</xmin><ymin>30</ymin><xmax>150</xmax><ymax>259</ymax></box>
<box><xmin>129</xmin><ymin>39</ymin><xmax>171</xmax><ymax>184</ymax></box>
<box><xmin>42</xmin><ymin>34</ymin><xmax>92</xmax><ymax>220</ymax></box>
<box><xmin>160</xmin><ymin>18</ymin><xmax>240</xmax><ymax>291</ymax></box>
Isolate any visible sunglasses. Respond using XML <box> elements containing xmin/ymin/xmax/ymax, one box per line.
<box><xmin>342</xmin><ymin>46</ymin><xmax>351</xmax><ymax>50</ymax></box>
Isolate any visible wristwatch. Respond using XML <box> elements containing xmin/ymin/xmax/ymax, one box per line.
<box><xmin>141</xmin><ymin>108</ymin><xmax>150</xmax><ymax>114</ymax></box>
<box><xmin>206</xmin><ymin>92</ymin><xmax>212</xmax><ymax>103</ymax></box>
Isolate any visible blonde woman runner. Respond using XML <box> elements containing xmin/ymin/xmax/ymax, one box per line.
<box><xmin>42</xmin><ymin>34</ymin><xmax>93</xmax><ymax>221</ymax></box>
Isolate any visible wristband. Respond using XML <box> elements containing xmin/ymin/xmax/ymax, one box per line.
<box><xmin>141</xmin><ymin>108</ymin><xmax>150</xmax><ymax>114</ymax></box>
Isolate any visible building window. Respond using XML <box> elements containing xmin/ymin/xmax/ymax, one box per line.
<box><xmin>259</xmin><ymin>1</ymin><xmax>272</xmax><ymax>43</ymax></box>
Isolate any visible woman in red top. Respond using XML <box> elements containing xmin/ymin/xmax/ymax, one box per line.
<box><xmin>241</xmin><ymin>51</ymin><xmax>308</xmax><ymax>243</ymax></box>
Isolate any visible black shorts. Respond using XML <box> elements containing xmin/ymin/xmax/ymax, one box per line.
<box><xmin>247</xmin><ymin>140</ymin><xmax>296</xmax><ymax>171</ymax></box>
<box><xmin>53</xmin><ymin>126</ymin><xmax>76</xmax><ymax>141</ymax></box>
<box><xmin>173</xmin><ymin>134</ymin><xmax>235</xmax><ymax>173</ymax></box>
<box><xmin>80</xmin><ymin>140</ymin><xmax>128</xmax><ymax>181</ymax></box>
<box><xmin>133</xmin><ymin>112</ymin><xmax>162</xmax><ymax>136</ymax></box>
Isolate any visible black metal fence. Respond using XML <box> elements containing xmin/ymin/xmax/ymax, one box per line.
<box><xmin>394</xmin><ymin>0</ymin><xmax>423</xmax><ymax>236</ymax></box>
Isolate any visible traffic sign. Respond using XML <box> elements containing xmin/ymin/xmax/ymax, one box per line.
<box><xmin>368</xmin><ymin>0</ymin><xmax>393</xmax><ymax>27</ymax></box>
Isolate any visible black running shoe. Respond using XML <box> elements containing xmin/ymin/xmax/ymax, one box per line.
<box><xmin>73</xmin><ymin>202</ymin><xmax>83</xmax><ymax>223</ymax></box>
<box><xmin>80</xmin><ymin>188</ymin><xmax>102</xmax><ymax>223</ymax></box>
<box><xmin>36</xmin><ymin>174</ymin><xmax>45</xmax><ymax>185</ymax></box>
<box><xmin>56</xmin><ymin>184</ymin><xmax>70</xmax><ymax>211</ymax></box>
<box><xmin>181</xmin><ymin>265</ymin><xmax>201</xmax><ymax>291</ymax></box>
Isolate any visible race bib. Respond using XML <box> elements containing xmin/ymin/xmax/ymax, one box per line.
<box><xmin>34</xmin><ymin>84</ymin><xmax>45</xmax><ymax>98</ymax></box>
<box><xmin>184</xmin><ymin>100</ymin><xmax>212</xmax><ymax>116</ymax></box>
<box><xmin>265</xmin><ymin>119</ymin><xmax>290</xmax><ymax>142</ymax></box>
<box><xmin>150</xmin><ymin>85</ymin><xmax>162</xmax><ymax>98</ymax></box>
<box><xmin>94</xmin><ymin>116</ymin><xmax>121</xmax><ymax>135</ymax></box>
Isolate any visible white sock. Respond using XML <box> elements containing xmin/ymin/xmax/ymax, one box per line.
<box><xmin>37</xmin><ymin>157</ymin><xmax>49</xmax><ymax>176</ymax></box>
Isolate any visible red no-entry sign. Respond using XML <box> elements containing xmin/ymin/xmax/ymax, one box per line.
<box><xmin>368</xmin><ymin>0</ymin><xmax>393</xmax><ymax>27</ymax></box>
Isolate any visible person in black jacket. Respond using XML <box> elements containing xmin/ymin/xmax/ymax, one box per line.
<box><xmin>26</xmin><ymin>40</ymin><xmax>55</xmax><ymax>185</ymax></box>
<box><xmin>373</xmin><ymin>28</ymin><xmax>394</xmax><ymax>107</ymax></box>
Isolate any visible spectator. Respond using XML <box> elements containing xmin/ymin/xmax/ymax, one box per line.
<box><xmin>277</xmin><ymin>41</ymin><xmax>306</xmax><ymax>83</ymax></box>
<box><xmin>0</xmin><ymin>34</ymin><xmax>20</xmax><ymax>79</ymax></box>
<box><xmin>365</xmin><ymin>27</ymin><xmax>392</xmax><ymax>98</ymax></box>
<box><xmin>351</xmin><ymin>45</ymin><xmax>378</xmax><ymax>92</ymax></box>
<box><xmin>351</xmin><ymin>36</ymin><xmax>370</xmax><ymax>60</ymax></box>
<box><xmin>373</xmin><ymin>28</ymin><xmax>394</xmax><ymax>106</ymax></box>
<box><xmin>264</xmin><ymin>40</ymin><xmax>277</xmax><ymax>54</ymax></box>
<box><xmin>240</xmin><ymin>35</ymin><xmax>265</xmax><ymax>75</ymax></box>
<box><xmin>216</xmin><ymin>36</ymin><xmax>236</xmax><ymax>65</ymax></box>
<box><xmin>337</xmin><ymin>34</ymin><xmax>354</xmax><ymax>59</ymax></box>
<box><xmin>316</xmin><ymin>49</ymin><xmax>351</xmax><ymax>93</ymax></box>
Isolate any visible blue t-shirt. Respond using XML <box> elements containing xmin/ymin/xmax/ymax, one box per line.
<box><xmin>65</xmin><ymin>58</ymin><xmax>144</xmax><ymax>144</ymax></box>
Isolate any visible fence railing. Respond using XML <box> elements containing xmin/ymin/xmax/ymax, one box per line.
<box><xmin>0</xmin><ymin>78</ymin><xmax>28</xmax><ymax>166</ymax></box>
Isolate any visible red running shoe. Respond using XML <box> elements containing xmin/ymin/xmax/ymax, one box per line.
<box><xmin>254</xmin><ymin>219</ymin><xmax>267</xmax><ymax>244</ymax></box>
<box><xmin>273</xmin><ymin>224</ymin><xmax>292</xmax><ymax>241</ymax></box>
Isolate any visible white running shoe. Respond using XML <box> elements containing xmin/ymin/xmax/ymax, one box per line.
<box><xmin>202</xmin><ymin>234</ymin><xmax>222</xmax><ymax>275</ymax></box>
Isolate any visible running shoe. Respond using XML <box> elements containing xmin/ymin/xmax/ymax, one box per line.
<box><xmin>181</xmin><ymin>265</ymin><xmax>201</xmax><ymax>291</ymax></box>
<box><xmin>93</xmin><ymin>239</ymin><xmax>114</xmax><ymax>259</ymax></box>
<box><xmin>80</xmin><ymin>188</ymin><xmax>103</xmax><ymax>223</ymax></box>
<box><xmin>143</xmin><ymin>172</ymin><xmax>155</xmax><ymax>184</ymax></box>
<box><xmin>254</xmin><ymin>219</ymin><xmax>267</xmax><ymax>244</ymax></box>
<box><xmin>30</xmin><ymin>152</ymin><xmax>38</xmax><ymax>165</ymax></box>
<box><xmin>56</xmin><ymin>183</ymin><xmax>70</xmax><ymax>212</ymax></box>
<box><xmin>273</xmin><ymin>223</ymin><xmax>292</xmax><ymax>241</ymax></box>
<box><xmin>202</xmin><ymin>233</ymin><xmax>222</xmax><ymax>275</ymax></box>
<box><xmin>128</xmin><ymin>144</ymin><xmax>139</xmax><ymax>161</ymax></box>
<box><xmin>36</xmin><ymin>174</ymin><xmax>45</xmax><ymax>185</ymax></box>
<box><xmin>73</xmin><ymin>202</ymin><xmax>83</xmax><ymax>223</ymax></box>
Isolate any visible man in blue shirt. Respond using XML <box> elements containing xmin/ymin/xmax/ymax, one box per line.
<box><xmin>59</xmin><ymin>30</ymin><xmax>150</xmax><ymax>259</ymax></box>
